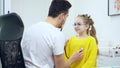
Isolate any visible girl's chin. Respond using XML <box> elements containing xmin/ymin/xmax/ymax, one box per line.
<box><xmin>76</xmin><ymin>32</ymin><xmax>80</xmax><ymax>34</ymax></box>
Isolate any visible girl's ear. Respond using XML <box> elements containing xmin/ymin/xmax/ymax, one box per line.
<box><xmin>86</xmin><ymin>24</ymin><xmax>89</xmax><ymax>30</ymax></box>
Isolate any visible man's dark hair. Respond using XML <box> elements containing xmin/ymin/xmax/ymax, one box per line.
<box><xmin>48</xmin><ymin>0</ymin><xmax>72</xmax><ymax>18</ymax></box>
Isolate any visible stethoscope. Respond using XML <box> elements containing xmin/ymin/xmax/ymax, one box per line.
<box><xmin>64</xmin><ymin>46</ymin><xmax>84</xmax><ymax>59</ymax></box>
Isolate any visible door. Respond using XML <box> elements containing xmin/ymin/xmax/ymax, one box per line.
<box><xmin>0</xmin><ymin>0</ymin><xmax>11</xmax><ymax>15</ymax></box>
<box><xmin>0</xmin><ymin>0</ymin><xmax>4</xmax><ymax>15</ymax></box>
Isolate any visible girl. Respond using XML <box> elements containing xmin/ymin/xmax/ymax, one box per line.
<box><xmin>64</xmin><ymin>14</ymin><xmax>98</xmax><ymax>68</ymax></box>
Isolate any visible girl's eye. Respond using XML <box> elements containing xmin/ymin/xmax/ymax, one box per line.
<box><xmin>73</xmin><ymin>23</ymin><xmax>85</xmax><ymax>26</ymax></box>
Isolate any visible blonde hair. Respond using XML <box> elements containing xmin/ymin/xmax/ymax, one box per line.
<box><xmin>77</xmin><ymin>14</ymin><xmax>98</xmax><ymax>44</ymax></box>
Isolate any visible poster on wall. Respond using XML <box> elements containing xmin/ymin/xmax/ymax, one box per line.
<box><xmin>108</xmin><ymin>0</ymin><xmax>120</xmax><ymax>16</ymax></box>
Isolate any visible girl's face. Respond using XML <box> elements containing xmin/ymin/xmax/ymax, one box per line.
<box><xmin>74</xmin><ymin>17</ymin><xmax>88</xmax><ymax>34</ymax></box>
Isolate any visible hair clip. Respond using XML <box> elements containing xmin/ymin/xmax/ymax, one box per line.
<box><xmin>89</xmin><ymin>25</ymin><xmax>92</xmax><ymax>31</ymax></box>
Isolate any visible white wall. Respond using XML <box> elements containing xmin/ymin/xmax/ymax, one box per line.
<box><xmin>0</xmin><ymin>0</ymin><xmax>11</xmax><ymax>15</ymax></box>
<box><xmin>0</xmin><ymin>0</ymin><xmax>3</xmax><ymax>15</ymax></box>
<box><xmin>4</xmin><ymin>0</ymin><xmax>11</xmax><ymax>14</ymax></box>
<box><xmin>64</xmin><ymin>0</ymin><xmax>120</xmax><ymax>44</ymax></box>
<box><xmin>11</xmin><ymin>0</ymin><xmax>51</xmax><ymax>28</ymax></box>
<box><xmin>11</xmin><ymin>0</ymin><xmax>120</xmax><ymax>44</ymax></box>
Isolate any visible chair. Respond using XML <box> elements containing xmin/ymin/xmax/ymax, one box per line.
<box><xmin>0</xmin><ymin>13</ymin><xmax>26</xmax><ymax>68</ymax></box>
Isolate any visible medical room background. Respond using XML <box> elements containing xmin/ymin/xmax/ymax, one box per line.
<box><xmin>0</xmin><ymin>0</ymin><xmax>120</xmax><ymax>68</ymax></box>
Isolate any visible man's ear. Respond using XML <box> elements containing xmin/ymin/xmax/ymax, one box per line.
<box><xmin>58</xmin><ymin>13</ymin><xmax>65</xmax><ymax>20</ymax></box>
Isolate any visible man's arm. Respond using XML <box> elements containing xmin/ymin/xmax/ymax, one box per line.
<box><xmin>54</xmin><ymin>50</ymin><xmax>83</xmax><ymax>68</ymax></box>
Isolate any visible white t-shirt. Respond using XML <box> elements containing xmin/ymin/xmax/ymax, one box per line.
<box><xmin>21</xmin><ymin>22</ymin><xmax>65</xmax><ymax>68</ymax></box>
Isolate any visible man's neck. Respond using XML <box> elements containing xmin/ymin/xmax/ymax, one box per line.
<box><xmin>45</xmin><ymin>16</ymin><xmax>58</xmax><ymax>28</ymax></box>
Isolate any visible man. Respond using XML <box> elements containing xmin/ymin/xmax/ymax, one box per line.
<box><xmin>21</xmin><ymin>0</ymin><xmax>82</xmax><ymax>68</ymax></box>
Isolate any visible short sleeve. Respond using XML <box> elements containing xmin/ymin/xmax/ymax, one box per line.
<box><xmin>52</xmin><ymin>32</ymin><xmax>65</xmax><ymax>55</ymax></box>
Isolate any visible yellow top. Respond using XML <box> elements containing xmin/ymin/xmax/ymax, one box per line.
<box><xmin>64</xmin><ymin>36</ymin><xmax>98</xmax><ymax>68</ymax></box>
